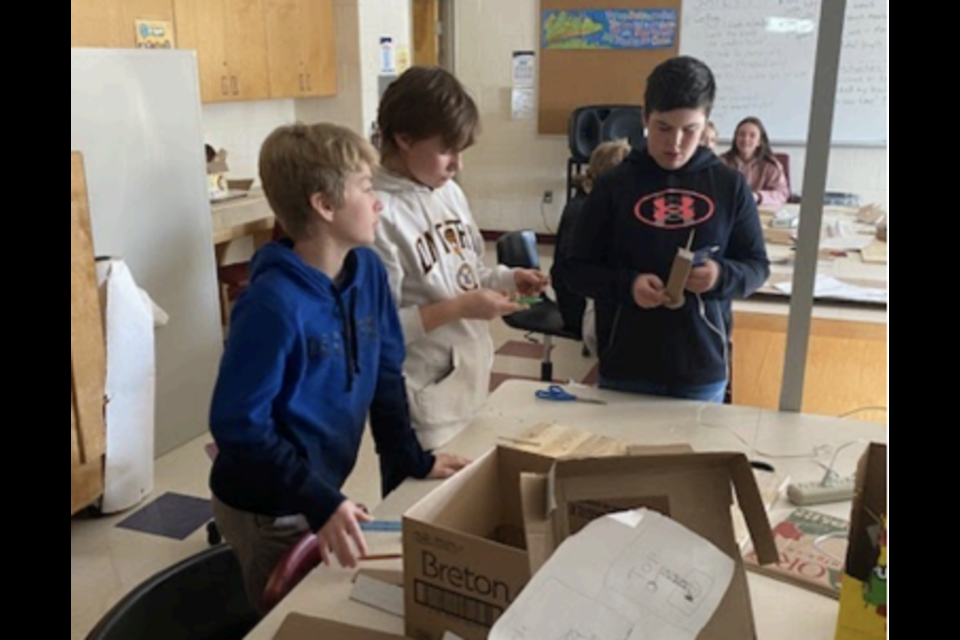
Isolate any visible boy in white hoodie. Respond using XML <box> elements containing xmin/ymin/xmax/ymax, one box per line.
<box><xmin>371</xmin><ymin>66</ymin><xmax>549</xmax><ymax>451</ymax></box>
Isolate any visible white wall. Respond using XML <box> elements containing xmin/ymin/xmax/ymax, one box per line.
<box><xmin>357</xmin><ymin>0</ymin><xmax>412</xmax><ymax>138</ymax></box>
<box><xmin>452</xmin><ymin>0</ymin><xmax>889</xmax><ymax>234</ymax></box>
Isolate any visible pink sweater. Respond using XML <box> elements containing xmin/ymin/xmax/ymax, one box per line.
<box><xmin>723</xmin><ymin>154</ymin><xmax>790</xmax><ymax>206</ymax></box>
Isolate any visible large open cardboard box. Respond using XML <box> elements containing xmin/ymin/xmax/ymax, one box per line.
<box><xmin>403</xmin><ymin>441</ymin><xmax>775</xmax><ymax>640</ymax></box>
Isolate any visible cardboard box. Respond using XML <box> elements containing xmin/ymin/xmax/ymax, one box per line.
<box><xmin>273</xmin><ymin>612</ymin><xmax>411</xmax><ymax>639</ymax></box>
<box><xmin>521</xmin><ymin>453</ymin><xmax>780</xmax><ymax>640</ymax></box>
<box><xmin>402</xmin><ymin>427</ymin><xmax>702</xmax><ymax>640</ymax></box>
<box><xmin>835</xmin><ymin>442</ymin><xmax>887</xmax><ymax>640</ymax></box>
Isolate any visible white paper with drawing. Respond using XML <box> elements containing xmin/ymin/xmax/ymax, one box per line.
<box><xmin>489</xmin><ymin>509</ymin><xmax>734</xmax><ymax>640</ymax></box>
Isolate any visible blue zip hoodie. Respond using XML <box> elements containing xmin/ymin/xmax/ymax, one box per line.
<box><xmin>560</xmin><ymin>145</ymin><xmax>770</xmax><ymax>386</ymax></box>
<box><xmin>209</xmin><ymin>240</ymin><xmax>434</xmax><ymax>532</ymax></box>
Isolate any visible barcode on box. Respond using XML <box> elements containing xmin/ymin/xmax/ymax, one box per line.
<box><xmin>414</xmin><ymin>580</ymin><xmax>503</xmax><ymax>628</ymax></box>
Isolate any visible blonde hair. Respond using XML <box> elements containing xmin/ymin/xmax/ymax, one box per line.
<box><xmin>583</xmin><ymin>139</ymin><xmax>632</xmax><ymax>192</ymax></box>
<box><xmin>259</xmin><ymin>122</ymin><xmax>379</xmax><ymax>240</ymax></box>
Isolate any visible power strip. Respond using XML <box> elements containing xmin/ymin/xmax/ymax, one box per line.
<box><xmin>787</xmin><ymin>476</ymin><xmax>857</xmax><ymax>506</ymax></box>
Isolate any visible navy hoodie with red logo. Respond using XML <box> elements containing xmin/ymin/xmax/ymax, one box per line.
<box><xmin>561</xmin><ymin>145</ymin><xmax>770</xmax><ymax>386</ymax></box>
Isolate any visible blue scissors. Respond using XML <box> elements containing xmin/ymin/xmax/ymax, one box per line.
<box><xmin>535</xmin><ymin>384</ymin><xmax>607</xmax><ymax>405</ymax></box>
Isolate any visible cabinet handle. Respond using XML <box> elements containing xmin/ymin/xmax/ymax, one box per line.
<box><xmin>231</xmin><ymin>76</ymin><xmax>239</xmax><ymax>96</ymax></box>
<box><xmin>307</xmin><ymin>74</ymin><xmax>312</xmax><ymax>91</ymax></box>
<box><xmin>221</xmin><ymin>76</ymin><xmax>229</xmax><ymax>96</ymax></box>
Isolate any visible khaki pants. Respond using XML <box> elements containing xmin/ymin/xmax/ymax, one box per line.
<box><xmin>212</xmin><ymin>497</ymin><xmax>310</xmax><ymax>615</ymax></box>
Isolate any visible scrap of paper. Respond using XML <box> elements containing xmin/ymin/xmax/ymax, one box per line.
<box><xmin>489</xmin><ymin>509</ymin><xmax>734</xmax><ymax>640</ymax></box>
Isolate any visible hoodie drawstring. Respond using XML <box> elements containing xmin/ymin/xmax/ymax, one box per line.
<box><xmin>336</xmin><ymin>291</ymin><xmax>362</xmax><ymax>392</ymax></box>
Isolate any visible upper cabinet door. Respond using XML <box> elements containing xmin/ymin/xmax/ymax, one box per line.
<box><xmin>264</xmin><ymin>0</ymin><xmax>305</xmax><ymax>98</ymax></box>
<box><xmin>264</xmin><ymin>0</ymin><xmax>338</xmax><ymax>99</ymax></box>
<box><xmin>174</xmin><ymin>0</ymin><xmax>230</xmax><ymax>103</ymax></box>
<box><xmin>72</xmin><ymin>0</ymin><xmax>174</xmax><ymax>48</ymax></box>
<box><xmin>225</xmin><ymin>0</ymin><xmax>271</xmax><ymax>101</ymax></box>
<box><xmin>175</xmin><ymin>0</ymin><xmax>270</xmax><ymax>103</ymax></box>
<box><xmin>301</xmin><ymin>0</ymin><xmax>337</xmax><ymax>97</ymax></box>
<box><xmin>72</xmin><ymin>0</ymin><xmax>123</xmax><ymax>48</ymax></box>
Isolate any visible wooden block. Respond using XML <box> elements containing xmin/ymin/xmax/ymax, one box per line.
<box><xmin>860</xmin><ymin>240</ymin><xmax>888</xmax><ymax>264</ymax></box>
<box><xmin>71</xmin><ymin>152</ymin><xmax>107</xmax><ymax>462</ymax></box>
<box><xmin>72</xmin><ymin>385</ymin><xmax>104</xmax><ymax>515</ymax></box>
<box><xmin>763</xmin><ymin>226</ymin><xmax>795</xmax><ymax>245</ymax></box>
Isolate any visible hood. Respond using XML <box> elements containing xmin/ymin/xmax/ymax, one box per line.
<box><xmin>624</xmin><ymin>143</ymin><xmax>722</xmax><ymax>178</ymax></box>
<box><xmin>373</xmin><ymin>168</ymin><xmax>436</xmax><ymax>194</ymax></box>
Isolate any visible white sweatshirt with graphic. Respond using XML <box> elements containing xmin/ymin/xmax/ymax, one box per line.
<box><xmin>371</xmin><ymin>171</ymin><xmax>517</xmax><ymax>451</ymax></box>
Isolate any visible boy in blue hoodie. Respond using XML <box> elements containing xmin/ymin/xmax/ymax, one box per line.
<box><xmin>209</xmin><ymin>122</ymin><xmax>469</xmax><ymax>612</ymax></box>
<box><xmin>560</xmin><ymin>56</ymin><xmax>770</xmax><ymax>403</ymax></box>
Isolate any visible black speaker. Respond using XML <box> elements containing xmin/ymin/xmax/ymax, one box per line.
<box><xmin>568</xmin><ymin>105</ymin><xmax>645</xmax><ymax>162</ymax></box>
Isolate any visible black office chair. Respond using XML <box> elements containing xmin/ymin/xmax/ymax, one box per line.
<box><xmin>496</xmin><ymin>230</ymin><xmax>581</xmax><ymax>382</ymax></box>
<box><xmin>85</xmin><ymin>544</ymin><xmax>259</xmax><ymax>640</ymax></box>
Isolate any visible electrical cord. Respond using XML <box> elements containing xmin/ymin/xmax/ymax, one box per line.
<box><xmin>837</xmin><ymin>406</ymin><xmax>887</xmax><ymax>419</ymax></box>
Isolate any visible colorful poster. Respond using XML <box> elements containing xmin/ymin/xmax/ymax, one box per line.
<box><xmin>134</xmin><ymin>20</ymin><xmax>175</xmax><ymax>49</ymax></box>
<box><xmin>542</xmin><ymin>9</ymin><xmax>677</xmax><ymax>50</ymax></box>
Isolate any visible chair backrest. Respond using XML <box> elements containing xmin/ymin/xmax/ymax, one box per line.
<box><xmin>773</xmin><ymin>152</ymin><xmax>792</xmax><ymax>192</ymax></box>
<box><xmin>86</xmin><ymin>545</ymin><xmax>259</xmax><ymax>640</ymax></box>
<box><xmin>496</xmin><ymin>230</ymin><xmax>540</xmax><ymax>270</ymax></box>
<box><xmin>260</xmin><ymin>532</ymin><xmax>322</xmax><ymax>615</ymax></box>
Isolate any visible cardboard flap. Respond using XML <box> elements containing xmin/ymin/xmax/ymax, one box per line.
<box><xmin>519</xmin><ymin>472</ymin><xmax>556</xmax><ymax>575</ymax></box>
<box><xmin>729</xmin><ymin>454</ymin><xmax>778</xmax><ymax>565</ymax></box>
<box><xmin>404</xmin><ymin>447</ymin><xmax>498</xmax><ymax>522</ymax></box>
<box><xmin>273</xmin><ymin>612</ymin><xmax>410</xmax><ymax>639</ymax></box>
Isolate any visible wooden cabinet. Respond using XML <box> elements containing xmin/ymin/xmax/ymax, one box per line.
<box><xmin>174</xmin><ymin>0</ymin><xmax>271</xmax><ymax>102</ymax></box>
<box><xmin>72</xmin><ymin>0</ymin><xmax>175</xmax><ymax>48</ymax></box>
<box><xmin>265</xmin><ymin>0</ymin><xmax>338</xmax><ymax>98</ymax></box>
<box><xmin>73</xmin><ymin>0</ymin><xmax>338</xmax><ymax>102</ymax></box>
<box><xmin>71</xmin><ymin>152</ymin><xmax>107</xmax><ymax>515</ymax></box>
<box><xmin>731</xmin><ymin>312</ymin><xmax>888</xmax><ymax>424</ymax></box>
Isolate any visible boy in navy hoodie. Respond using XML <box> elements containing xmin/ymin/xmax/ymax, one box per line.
<box><xmin>561</xmin><ymin>56</ymin><xmax>770</xmax><ymax>403</ymax></box>
<box><xmin>209</xmin><ymin>122</ymin><xmax>469</xmax><ymax>612</ymax></box>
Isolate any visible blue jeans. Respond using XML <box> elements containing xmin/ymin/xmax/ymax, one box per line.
<box><xmin>600</xmin><ymin>377</ymin><xmax>728</xmax><ymax>404</ymax></box>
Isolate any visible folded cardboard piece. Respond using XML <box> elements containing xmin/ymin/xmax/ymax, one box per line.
<box><xmin>835</xmin><ymin>442</ymin><xmax>887</xmax><ymax>640</ymax></box>
<box><xmin>402</xmin><ymin>423</ymin><xmax>776</xmax><ymax>640</ymax></box>
<box><xmin>273</xmin><ymin>612</ymin><xmax>412</xmax><ymax>640</ymax></box>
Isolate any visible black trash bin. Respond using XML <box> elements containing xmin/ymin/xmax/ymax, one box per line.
<box><xmin>85</xmin><ymin>545</ymin><xmax>259</xmax><ymax>640</ymax></box>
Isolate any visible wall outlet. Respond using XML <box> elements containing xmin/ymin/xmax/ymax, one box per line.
<box><xmin>542</xmin><ymin>190</ymin><xmax>554</xmax><ymax>205</ymax></box>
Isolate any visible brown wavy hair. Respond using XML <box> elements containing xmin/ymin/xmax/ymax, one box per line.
<box><xmin>377</xmin><ymin>66</ymin><xmax>480</xmax><ymax>159</ymax></box>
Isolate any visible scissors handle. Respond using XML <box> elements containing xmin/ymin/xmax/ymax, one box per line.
<box><xmin>535</xmin><ymin>384</ymin><xmax>575</xmax><ymax>401</ymax></box>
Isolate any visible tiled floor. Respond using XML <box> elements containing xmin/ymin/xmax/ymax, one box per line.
<box><xmin>70</xmin><ymin>242</ymin><xmax>595</xmax><ymax>639</ymax></box>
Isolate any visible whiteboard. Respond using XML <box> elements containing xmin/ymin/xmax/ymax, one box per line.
<box><xmin>680</xmin><ymin>0</ymin><xmax>888</xmax><ymax>146</ymax></box>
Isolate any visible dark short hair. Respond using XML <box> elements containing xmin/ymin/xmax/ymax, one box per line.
<box><xmin>377</xmin><ymin>66</ymin><xmax>480</xmax><ymax>158</ymax></box>
<box><xmin>259</xmin><ymin>122</ymin><xmax>378</xmax><ymax>241</ymax></box>
<box><xmin>644</xmin><ymin>56</ymin><xmax>716</xmax><ymax>117</ymax></box>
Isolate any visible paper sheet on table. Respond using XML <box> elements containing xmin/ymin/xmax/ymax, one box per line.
<box><xmin>774</xmin><ymin>274</ymin><xmax>887</xmax><ymax>304</ymax></box>
<box><xmin>819</xmin><ymin>235</ymin><xmax>874</xmax><ymax>251</ymax></box>
<box><xmin>489</xmin><ymin>509</ymin><xmax>734</xmax><ymax>640</ymax></box>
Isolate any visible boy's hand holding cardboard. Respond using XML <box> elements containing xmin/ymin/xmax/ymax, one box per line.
<box><xmin>686</xmin><ymin>259</ymin><xmax>721</xmax><ymax>294</ymax></box>
<box><xmin>458</xmin><ymin>289</ymin><xmax>523</xmax><ymax>320</ymax></box>
<box><xmin>633</xmin><ymin>274</ymin><xmax>666</xmax><ymax>309</ymax></box>
<box><xmin>514</xmin><ymin>269</ymin><xmax>550</xmax><ymax>296</ymax></box>
<box><xmin>318</xmin><ymin>500</ymin><xmax>374</xmax><ymax>569</ymax></box>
